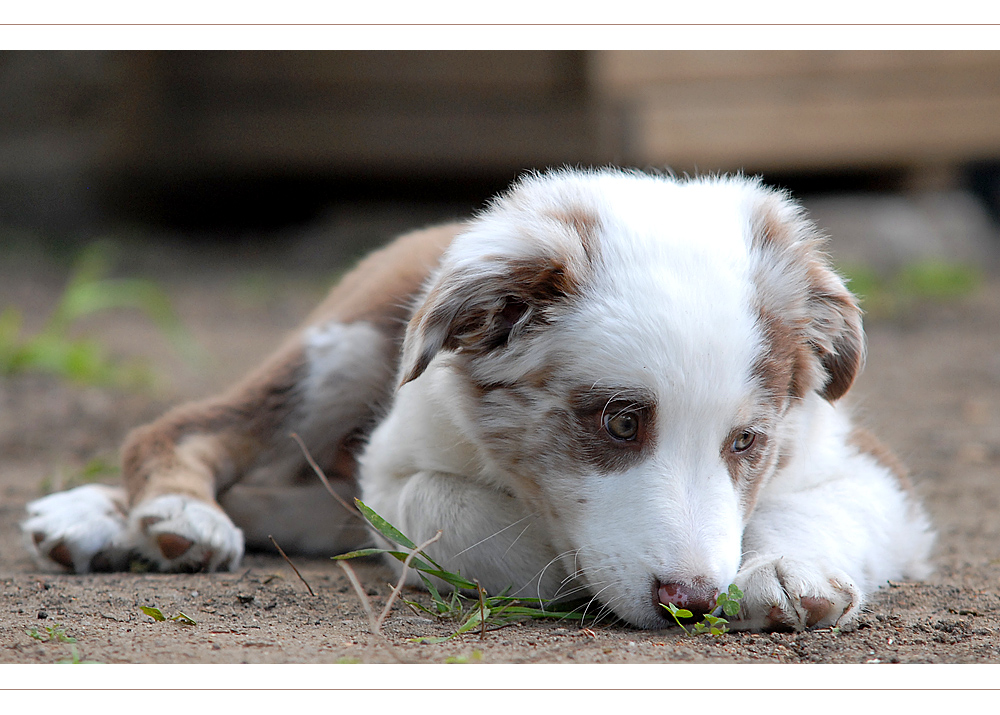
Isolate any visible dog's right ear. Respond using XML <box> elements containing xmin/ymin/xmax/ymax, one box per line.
<box><xmin>398</xmin><ymin>252</ymin><xmax>579</xmax><ymax>386</ymax></box>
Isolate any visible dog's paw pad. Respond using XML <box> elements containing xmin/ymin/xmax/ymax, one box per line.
<box><xmin>137</xmin><ymin>515</ymin><xmax>195</xmax><ymax>559</ymax></box>
<box><xmin>800</xmin><ymin>595</ymin><xmax>835</xmax><ymax>627</ymax></box>
<box><xmin>21</xmin><ymin>484</ymin><xmax>132</xmax><ymax>573</ymax></box>
<box><xmin>730</xmin><ymin>557</ymin><xmax>861</xmax><ymax>631</ymax></box>
<box><xmin>47</xmin><ymin>541</ymin><xmax>75</xmax><ymax>569</ymax></box>
<box><xmin>128</xmin><ymin>495</ymin><xmax>243</xmax><ymax>572</ymax></box>
<box><xmin>155</xmin><ymin>532</ymin><xmax>194</xmax><ymax>560</ymax></box>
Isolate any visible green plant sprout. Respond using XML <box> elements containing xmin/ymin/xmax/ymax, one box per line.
<box><xmin>40</xmin><ymin>453</ymin><xmax>121</xmax><ymax>496</ymax></box>
<box><xmin>26</xmin><ymin>623</ymin><xmax>76</xmax><ymax>643</ymax></box>
<box><xmin>0</xmin><ymin>242</ymin><xmax>197</xmax><ymax>388</ymax></box>
<box><xmin>662</xmin><ymin>583</ymin><xmax>744</xmax><ymax>636</ymax></box>
<box><xmin>838</xmin><ymin>259</ymin><xmax>981</xmax><ymax>318</ymax></box>
<box><xmin>140</xmin><ymin>606</ymin><xmax>197</xmax><ymax>625</ymax></box>
<box><xmin>334</xmin><ymin>499</ymin><xmax>589</xmax><ymax>643</ymax></box>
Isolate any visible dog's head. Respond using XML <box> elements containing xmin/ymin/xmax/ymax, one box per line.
<box><xmin>399</xmin><ymin>169</ymin><xmax>864</xmax><ymax>627</ymax></box>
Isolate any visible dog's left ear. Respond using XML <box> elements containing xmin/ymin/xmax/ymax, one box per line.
<box><xmin>800</xmin><ymin>262</ymin><xmax>865</xmax><ymax>402</ymax></box>
<box><xmin>399</xmin><ymin>252</ymin><xmax>578</xmax><ymax>385</ymax></box>
<box><xmin>752</xmin><ymin>193</ymin><xmax>865</xmax><ymax>402</ymax></box>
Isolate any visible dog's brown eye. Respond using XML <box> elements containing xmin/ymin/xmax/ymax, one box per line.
<box><xmin>731</xmin><ymin>430</ymin><xmax>756</xmax><ymax>453</ymax></box>
<box><xmin>604</xmin><ymin>410</ymin><xmax>640</xmax><ymax>441</ymax></box>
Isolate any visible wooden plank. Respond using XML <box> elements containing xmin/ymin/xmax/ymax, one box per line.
<box><xmin>167</xmin><ymin>51</ymin><xmax>582</xmax><ymax>97</ymax></box>
<box><xmin>592</xmin><ymin>50</ymin><xmax>1000</xmax><ymax>93</ymax></box>
<box><xmin>592</xmin><ymin>51</ymin><xmax>1000</xmax><ymax>172</ymax></box>
<box><xmin>632</xmin><ymin>92</ymin><xmax>1000</xmax><ymax>172</ymax></box>
<box><xmin>133</xmin><ymin>104</ymin><xmax>605</xmax><ymax>174</ymax></box>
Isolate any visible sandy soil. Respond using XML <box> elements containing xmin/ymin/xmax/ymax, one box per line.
<box><xmin>2</xmin><ymin>231</ymin><xmax>1000</xmax><ymax>666</ymax></box>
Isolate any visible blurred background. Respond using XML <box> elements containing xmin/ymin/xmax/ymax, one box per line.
<box><xmin>2</xmin><ymin>50</ymin><xmax>1000</xmax><ymax>396</ymax></box>
<box><xmin>5</xmin><ymin>52</ymin><xmax>1000</xmax><ymax>659</ymax></box>
<box><xmin>4</xmin><ymin>51</ymin><xmax>1000</xmax><ymax>247</ymax></box>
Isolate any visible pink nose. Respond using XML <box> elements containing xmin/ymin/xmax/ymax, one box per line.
<box><xmin>657</xmin><ymin>581</ymin><xmax>718</xmax><ymax>617</ymax></box>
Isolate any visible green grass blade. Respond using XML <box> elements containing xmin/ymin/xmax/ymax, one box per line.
<box><xmin>455</xmin><ymin>607</ymin><xmax>489</xmax><ymax>635</ymax></box>
<box><xmin>415</xmin><ymin>567</ymin><xmax>478</xmax><ymax>591</ymax></box>
<box><xmin>333</xmin><ymin>547</ymin><xmax>437</xmax><ymax>574</ymax></box>
<box><xmin>354</xmin><ymin>499</ymin><xmax>419</xmax><ymax>551</ymax></box>
<box><xmin>140</xmin><ymin>606</ymin><xmax>166</xmax><ymax>621</ymax></box>
<box><xmin>331</xmin><ymin>548</ymin><xmax>396</xmax><ymax>560</ymax></box>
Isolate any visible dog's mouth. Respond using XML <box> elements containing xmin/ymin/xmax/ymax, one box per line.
<box><xmin>653</xmin><ymin>580</ymin><xmax>719</xmax><ymax>621</ymax></box>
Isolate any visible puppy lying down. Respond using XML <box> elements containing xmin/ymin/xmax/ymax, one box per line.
<box><xmin>23</xmin><ymin>168</ymin><xmax>933</xmax><ymax>631</ymax></box>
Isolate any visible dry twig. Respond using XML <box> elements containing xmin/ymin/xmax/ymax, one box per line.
<box><xmin>336</xmin><ymin>530</ymin><xmax>443</xmax><ymax>662</ymax></box>
<box><xmin>289</xmin><ymin>432</ymin><xmax>364</xmax><ymax>521</ymax></box>
<box><xmin>268</xmin><ymin>534</ymin><xmax>315</xmax><ymax>597</ymax></box>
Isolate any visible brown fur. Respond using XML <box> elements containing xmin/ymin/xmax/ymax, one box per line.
<box><xmin>545</xmin><ymin>205</ymin><xmax>603</xmax><ymax>263</ymax></box>
<box><xmin>401</xmin><ymin>241</ymin><xmax>588</xmax><ymax>385</ymax></box>
<box><xmin>749</xmin><ymin>193</ymin><xmax>865</xmax><ymax>403</ymax></box>
<box><xmin>121</xmin><ymin>223</ymin><xmax>461</xmax><ymax>515</ymax></box>
<box><xmin>848</xmin><ymin>427</ymin><xmax>912</xmax><ymax>490</ymax></box>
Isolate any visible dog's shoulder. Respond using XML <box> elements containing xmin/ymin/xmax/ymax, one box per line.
<box><xmin>305</xmin><ymin>221</ymin><xmax>465</xmax><ymax>331</ymax></box>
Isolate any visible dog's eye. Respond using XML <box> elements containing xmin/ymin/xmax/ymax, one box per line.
<box><xmin>604</xmin><ymin>410</ymin><xmax>640</xmax><ymax>441</ymax></box>
<box><xmin>731</xmin><ymin>430</ymin><xmax>756</xmax><ymax>453</ymax></box>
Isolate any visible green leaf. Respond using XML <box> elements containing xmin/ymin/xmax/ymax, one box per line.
<box><xmin>409</xmin><ymin>634</ymin><xmax>455</xmax><ymax>644</ymax></box>
<box><xmin>331</xmin><ymin>548</ymin><xmax>397</xmax><ymax>560</ymax></box>
<box><xmin>333</xmin><ymin>548</ymin><xmax>441</xmax><ymax>578</ymax></box>
<box><xmin>414</xmin><ymin>566</ymin><xmax>478</xmax><ymax>591</ymax></box>
<box><xmin>171</xmin><ymin>612</ymin><xmax>197</xmax><ymax>625</ymax></box>
<box><xmin>402</xmin><ymin>598</ymin><xmax>441</xmax><ymax>618</ymax></box>
<box><xmin>664</xmin><ymin>603</ymin><xmax>693</xmax><ymax>619</ymax></box>
<box><xmin>140</xmin><ymin>606</ymin><xmax>166</xmax><ymax>621</ymax></box>
<box><xmin>417</xmin><ymin>573</ymin><xmax>449</xmax><ymax>613</ymax></box>
<box><xmin>455</xmin><ymin>607</ymin><xmax>490</xmax><ymax>635</ymax></box>
<box><xmin>355</xmin><ymin>499</ymin><xmax>419</xmax><ymax>551</ymax></box>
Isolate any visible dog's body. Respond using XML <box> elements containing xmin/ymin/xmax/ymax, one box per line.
<box><xmin>23</xmin><ymin>169</ymin><xmax>933</xmax><ymax>630</ymax></box>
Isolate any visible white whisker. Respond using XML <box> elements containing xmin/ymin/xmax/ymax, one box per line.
<box><xmin>450</xmin><ymin>512</ymin><xmax>537</xmax><ymax>560</ymax></box>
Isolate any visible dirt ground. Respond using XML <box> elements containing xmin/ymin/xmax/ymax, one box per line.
<box><xmin>2</xmin><ymin>213</ymin><xmax>1000</xmax><ymax>667</ymax></box>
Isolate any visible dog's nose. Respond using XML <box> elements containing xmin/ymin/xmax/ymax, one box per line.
<box><xmin>656</xmin><ymin>581</ymin><xmax>718</xmax><ymax>617</ymax></box>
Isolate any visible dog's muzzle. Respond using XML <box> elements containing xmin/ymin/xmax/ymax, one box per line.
<box><xmin>655</xmin><ymin>580</ymin><xmax>718</xmax><ymax>619</ymax></box>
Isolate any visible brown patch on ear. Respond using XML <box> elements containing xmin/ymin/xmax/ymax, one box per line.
<box><xmin>546</xmin><ymin>205</ymin><xmax>602</xmax><ymax>263</ymax></box>
<box><xmin>807</xmin><ymin>271</ymin><xmax>865</xmax><ymax>402</ymax></box>
<box><xmin>754</xmin><ymin>307</ymin><xmax>814</xmax><ymax>404</ymax></box>
<box><xmin>849</xmin><ymin>427</ymin><xmax>912</xmax><ymax>490</ymax></box>
<box><xmin>751</xmin><ymin>193</ymin><xmax>866</xmax><ymax>403</ymax></box>
<box><xmin>400</xmin><ymin>255</ymin><xmax>581</xmax><ymax>385</ymax></box>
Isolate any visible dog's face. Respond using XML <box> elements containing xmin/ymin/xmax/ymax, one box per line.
<box><xmin>399</xmin><ymin>170</ymin><xmax>864</xmax><ymax>627</ymax></box>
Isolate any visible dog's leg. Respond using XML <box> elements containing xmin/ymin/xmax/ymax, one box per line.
<box><xmin>729</xmin><ymin>426</ymin><xmax>934</xmax><ymax>631</ymax></box>
<box><xmin>361</xmin><ymin>467</ymin><xmax>570</xmax><ymax>601</ymax></box>
<box><xmin>23</xmin><ymin>223</ymin><xmax>460</xmax><ymax>572</ymax></box>
<box><xmin>23</xmin><ymin>326</ymin><xmax>389</xmax><ymax>573</ymax></box>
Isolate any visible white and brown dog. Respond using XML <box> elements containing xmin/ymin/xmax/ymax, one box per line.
<box><xmin>23</xmin><ymin>168</ymin><xmax>933</xmax><ymax>630</ymax></box>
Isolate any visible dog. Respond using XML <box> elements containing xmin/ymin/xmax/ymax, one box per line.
<box><xmin>23</xmin><ymin>168</ymin><xmax>934</xmax><ymax>630</ymax></box>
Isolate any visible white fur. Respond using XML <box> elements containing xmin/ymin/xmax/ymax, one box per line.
<box><xmin>21</xmin><ymin>169</ymin><xmax>933</xmax><ymax>631</ymax></box>
<box><xmin>24</xmin><ymin>485</ymin><xmax>244</xmax><ymax>572</ymax></box>
<box><xmin>23</xmin><ymin>484</ymin><xmax>130</xmax><ymax>572</ymax></box>
<box><xmin>360</xmin><ymin>169</ymin><xmax>933</xmax><ymax>630</ymax></box>
<box><xmin>126</xmin><ymin>495</ymin><xmax>244</xmax><ymax>572</ymax></box>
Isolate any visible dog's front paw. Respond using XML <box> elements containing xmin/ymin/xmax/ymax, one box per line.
<box><xmin>22</xmin><ymin>484</ymin><xmax>132</xmax><ymax>573</ymax></box>
<box><xmin>727</xmin><ymin>556</ymin><xmax>861</xmax><ymax>631</ymax></box>
<box><xmin>127</xmin><ymin>495</ymin><xmax>244</xmax><ymax>572</ymax></box>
